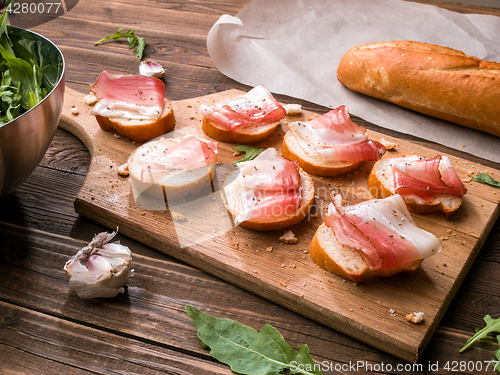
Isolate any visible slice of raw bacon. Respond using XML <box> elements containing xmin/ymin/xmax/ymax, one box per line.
<box><xmin>325</xmin><ymin>195</ymin><xmax>441</xmax><ymax>270</ymax></box>
<box><xmin>393</xmin><ymin>156</ymin><xmax>467</xmax><ymax>202</ymax></box>
<box><xmin>198</xmin><ymin>86</ymin><xmax>286</xmax><ymax>131</ymax></box>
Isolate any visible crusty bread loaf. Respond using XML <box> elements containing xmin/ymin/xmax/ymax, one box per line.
<box><xmin>222</xmin><ymin>168</ymin><xmax>314</xmax><ymax>231</ymax></box>
<box><xmin>202</xmin><ymin>117</ymin><xmax>279</xmax><ymax>144</ymax></box>
<box><xmin>337</xmin><ymin>41</ymin><xmax>500</xmax><ymax>137</ymax></box>
<box><xmin>309</xmin><ymin>223</ymin><xmax>422</xmax><ymax>283</ymax></box>
<box><xmin>95</xmin><ymin>98</ymin><xmax>175</xmax><ymax>142</ymax></box>
<box><xmin>282</xmin><ymin>129</ymin><xmax>362</xmax><ymax>177</ymax></box>
<box><xmin>367</xmin><ymin>154</ymin><xmax>463</xmax><ymax>218</ymax></box>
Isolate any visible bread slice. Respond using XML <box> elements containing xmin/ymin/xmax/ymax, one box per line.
<box><xmin>282</xmin><ymin>129</ymin><xmax>362</xmax><ymax>176</ymax></box>
<box><xmin>367</xmin><ymin>154</ymin><xmax>463</xmax><ymax>218</ymax></box>
<box><xmin>202</xmin><ymin>117</ymin><xmax>279</xmax><ymax>144</ymax></box>
<box><xmin>127</xmin><ymin>140</ymin><xmax>215</xmax><ymax>201</ymax></box>
<box><xmin>222</xmin><ymin>168</ymin><xmax>315</xmax><ymax>231</ymax></box>
<box><xmin>309</xmin><ymin>223</ymin><xmax>422</xmax><ymax>283</ymax></box>
<box><xmin>95</xmin><ymin>98</ymin><xmax>175</xmax><ymax>142</ymax></box>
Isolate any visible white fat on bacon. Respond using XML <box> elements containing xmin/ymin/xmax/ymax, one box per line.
<box><xmin>91</xmin><ymin>100</ymin><xmax>163</xmax><ymax>122</ymax></box>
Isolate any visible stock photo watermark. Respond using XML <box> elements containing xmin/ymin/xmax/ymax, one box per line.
<box><xmin>2</xmin><ymin>0</ymin><xmax>79</xmax><ymax>29</ymax></box>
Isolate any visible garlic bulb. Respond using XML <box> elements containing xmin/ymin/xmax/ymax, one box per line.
<box><xmin>139</xmin><ymin>59</ymin><xmax>166</xmax><ymax>78</ymax></box>
<box><xmin>64</xmin><ymin>230</ymin><xmax>132</xmax><ymax>299</ymax></box>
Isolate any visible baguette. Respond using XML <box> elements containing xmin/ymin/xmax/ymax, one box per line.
<box><xmin>309</xmin><ymin>223</ymin><xmax>422</xmax><ymax>283</ymax></box>
<box><xmin>95</xmin><ymin>98</ymin><xmax>175</xmax><ymax>143</ymax></box>
<box><xmin>337</xmin><ymin>41</ymin><xmax>500</xmax><ymax>137</ymax></box>
<box><xmin>202</xmin><ymin>117</ymin><xmax>279</xmax><ymax>144</ymax></box>
<box><xmin>367</xmin><ymin>154</ymin><xmax>464</xmax><ymax>218</ymax></box>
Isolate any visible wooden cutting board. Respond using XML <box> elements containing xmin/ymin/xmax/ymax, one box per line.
<box><xmin>59</xmin><ymin>86</ymin><xmax>500</xmax><ymax>363</ymax></box>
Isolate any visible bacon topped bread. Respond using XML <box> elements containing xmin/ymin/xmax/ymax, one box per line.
<box><xmin>309</xmin><ymin>194</ymin><xmax>442</xmax><ymax>283</ymax></box>
<box><xmin>282</xmin><ymin>106</ymin><xmax>386</xmax><ymax>176</ymax></box>
<box><xmin>91</xmin><ymin>71</ymin><xmax>175</xmax><ymax>142</ymax></box>
<box><xmin>222</xmin><ymin>148</ymin><xmax>314</xmax><ymax>231</ymax></box>
<box><xmin>199</xmin><ymin>86</ymin><xmax>286</xmax><ymax>144</ymax></box>
<box><xmin>367</xmin><ymin>154</ymin><xmax>467</xmax><ymax>218</ymax></box>
<box><xmin>125</xmin><ymin>134</ymin><xmax>217</xmax><ymax>201</ymax></box>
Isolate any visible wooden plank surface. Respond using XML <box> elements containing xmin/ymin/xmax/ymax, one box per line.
<box><xmin>59</xmin><ymin>86</ymin><xmax>500</xmax><ymax>362</ymax></box>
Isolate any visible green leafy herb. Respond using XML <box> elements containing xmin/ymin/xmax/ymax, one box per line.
<box><xmin>185</xmin><ymin>305</ymin><xmax>322</xmax><ymax>375</ymax></box>
<box><xmin>460</xmin><ymin>315</ymin><xmax>500</xmax><ymax>372</ymax></box>
<box><xmin>232</xmin><ymin>145</ymin><xmax>265</xmax><ymax>166</ymax></box>
<box><xmin>95</xmin><ymin>28</ymin><xmax>146</xmax><ymax>59</ymax></box>
<box><xmin>472</xmin><ymin>173</ymin><xmax>500</xmax><ymax>188</ymax></box>
<box><xmin>0</xmin><ymin>1</ymin><xmax>63</xmax><ymax>126</ymax></box>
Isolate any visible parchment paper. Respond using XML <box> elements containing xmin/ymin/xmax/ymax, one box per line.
<box><xmin>207</xmin><ymin>0</ymin><xmax>500</xmax><ymax>163</ymax></box>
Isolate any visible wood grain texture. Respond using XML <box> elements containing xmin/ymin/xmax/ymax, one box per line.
<box><xmin>57</xmin><ymin>85</ymin><xmax>500</xmax><ymax>362</ymax></box>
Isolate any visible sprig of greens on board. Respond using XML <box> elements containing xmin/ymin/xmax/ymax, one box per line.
<box><xmin>0</xmin><ymin>0</ymin><xmax>63</xmax><ymax>126</ymax></box>
<box><xmin>95</xmin><ymin>28</ymin><xmax>146</xmax><ymax>59</ymax></box>
<box><xmin>472</xmin><ymin>173</ymin><xmax>500</xmax><ymax>188</ymax></box>
<box><xmin>232</xmin><ymin>145</ymin><xmax>265</xmax><ymax>166</ymax></box>
<box><xmin>460</xmin><ymin>315</ymin><xmax>500</xmax><ymax>372</ymax></box>
<box><xmin>185</xmin><ymin>305</ymin><xmax>322</xmax><ymax>375</ymax></box>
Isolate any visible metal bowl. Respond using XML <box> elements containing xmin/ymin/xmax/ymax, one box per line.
<box><xmin>0</xmin><ymin>26</ymin><xmax>65</xmax><ymax>199</ymax></box>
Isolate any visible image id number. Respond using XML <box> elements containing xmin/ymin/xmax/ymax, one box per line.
<box><xmin>6</xmin><ymin>2</ymin><xmax>62</xmax><ymax>14</ymax></box>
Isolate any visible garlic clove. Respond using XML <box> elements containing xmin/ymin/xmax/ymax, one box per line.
<box><xmin>88</xmin><ymin>254</ymin><xmax>112</xmax><ymax>275</ymax></box>
<box><xmin>64</xmin><ymin>230</ymin><xmax>132</xmax><ymax>299</ymax></box>
<box><xmin>139</xmin><ymin>59</ymin><xmax>166</xmax><ymax>79</ymax></box>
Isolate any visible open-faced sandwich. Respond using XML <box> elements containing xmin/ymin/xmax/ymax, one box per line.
<box><xmin>222</xmin><ymin>148</ymin><xmax>314</xmax><ymax>231</ymax></box>
<box><xmin>367</xmin><ymin>154</ymin><xmax>467</xmax><ymax>218</ymax></box>
<box><xmin>123</xmin><ymin>134</ymin><xmax>217</xmax><ymax>201</ymax></box>
<box><xmin>309</xmin><ymin>194</ymin><xmax>442</xmax><ymax>283</ymax></box>
<box><xmin>198</xmin><ymin>85</ymin><xmax>286</xmax><ymax>144</ymax></box>
<box><xmin>282</xmin><ymin>105</ymin><xmax>386</xmax><ymax>176</ymax></box>
<box><xmin>91</xmin><ymin>71</ymin><xmax>175</xmax><ymax>142</ymax></box>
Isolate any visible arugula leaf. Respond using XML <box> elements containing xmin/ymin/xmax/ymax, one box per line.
<box><xmin>460</xmin><ymin>315</ymin><xmax>500</xmax><ymax>351</ymax></box>
<box><xmin>185</xmin><ymin>305</ymin><xmax>322</xmax><ymax>375</ymax></box>
<box><xmin>473</xmin><ymin>173</ymin><xmax>500</xmax><ymax>188</ymax></box>
<box><xmin>95</xmin><ymin>28</ymin><xmax>146</xmax><ymax>59</ymax></box>
<box><xmin>495</xmin><ymin>336</ymin><xmax>500</xmax><ymax>372</ymax></box>
<box><xmin>232</xmin><ymin>145</ymin><xmax>265</xmax><ymax>166</ymax></box>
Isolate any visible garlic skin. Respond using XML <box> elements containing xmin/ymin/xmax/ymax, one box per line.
<box><xmin>64</xmin><ymin>231</ymin><xmax>132</xmax><ymax>299</ymax></box>
<box><xmin>139</xmin><ymin>59</ymin><xmax>166</xmax><ymax>79</ymax></box>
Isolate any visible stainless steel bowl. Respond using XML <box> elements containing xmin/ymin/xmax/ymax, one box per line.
<box><xmin>0</xmin><ymin>26</ymin><xmax>65</xmax><ymax>199</ymax></box>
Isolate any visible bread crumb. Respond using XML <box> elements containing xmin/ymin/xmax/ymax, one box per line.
<box><xmin>232</xmin><ymin>242</ymin><xmax>239</xmax><ymax>250</ymax></box>
<box><xmin>71</xmin><ymin>106</ymin><xmax>79</xmax><ymax>115</ymax></box>
<box><xmin>84</xmin><ymin>93</ymin><xmax>98</xmax><ymax>105</ymax></box>
<box><xmin>279</xmin><ymin>230</ymin><xmax>297</xmax><ymax>244</ymax></box>
<box><xmin>283</xmin><ymin>103</ymin><xmax>302</xmax><ymax>115</ymax></box>
<box><xmin>233</xmin><ymin>150</ymin><xmax>243</xmax><ymax>157</ymax></box>
<box><xmin>117</xmin><ymin>163</ymin><xmax>129</xmax><ymax>176</ymax></box>
<box><xmin>389</xmin><ymin>308</ymin><xmax>396</xmax><ymax>317</ymax></box>
<box><xmin>379</xmin><ymin>138</ymin><xmax>397</xmax><ymax>150</ymax></box>
<box><xmin>266</xmin><ymin>246</ymin><xmax>273</xmax><ymax>252</ymax></box>
<box><xmin>171</xmin><ymin>212</ymin><xmax>187</xmax><ymax>222</ymax></box>
<box><xmin>406</xmin><ymin>312</ymin><xmax>425</xmax><ymax>324</ymax></box>
<box><xmin>279</xmin><ymin>280</ymin><xmax>287</xmax><ymax>287</ymax></box>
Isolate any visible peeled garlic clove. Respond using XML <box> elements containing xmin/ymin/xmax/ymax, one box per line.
<box><xmin>139</xmin><ymin>59</ymin><xmax>166</xmax><ymax>78</ymax></box>
<box><xmin>64</xmin><ymin>230</ymin><xmax>132</xmax><ymax>299</ymax></box>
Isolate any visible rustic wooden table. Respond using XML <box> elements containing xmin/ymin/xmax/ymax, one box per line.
<box><xmin>1</xmin><ymin>0</ymin><xmax>499</xmax><ymax>374</ymax></box>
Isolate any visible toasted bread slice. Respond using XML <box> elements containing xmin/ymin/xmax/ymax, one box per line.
<box><xmin>367</xmin><ymin>155</ymin><xmax>463</xmax><ymax>218</ymax></box>
<box><xmin>202</xmin><ymin>117</ymin><xmax>279</xmax><ymax>144</ymax></box>
<box><xmin>127</xmin><ymin>139</ymin><xmax>215</xmax><ymax>201</ymax></box>
<box><xmin>309</xmin><ymin>223</ymin><xmax>422</xmax><ymax>283</ymax></box>
<box><xmin>222</xmin><ymin>168</ymin><xmax>315</xmax><ymax>231</ymax></box>
<box><xmin>282</xmin><ymin>129</ymin><xmax>362</xmax><ymax>176</ymax></box>
<box><xmin>95</xmin><ymin>98</ymin><xmax>175</xmax><ymax>142</ymax></box>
